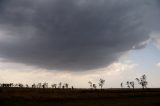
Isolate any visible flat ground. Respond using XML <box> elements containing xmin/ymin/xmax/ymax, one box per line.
<box><xmin>0</xmin><ymin>88</ymin><xmax>160</xmax><ymax>106</ymax></box>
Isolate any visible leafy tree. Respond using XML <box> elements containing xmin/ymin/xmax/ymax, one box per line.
<box><xmin>99</xmin><ymin>79</ymin><xmax>105</xmax><ymax>89</ymax></box>
<box><xmin>136</xmin><ymin>74</ymin><xmax>148</xmax><ymax>89</ymax></box>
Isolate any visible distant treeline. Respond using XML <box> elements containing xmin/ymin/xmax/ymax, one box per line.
<box><xmin>0</xmin><ymin>82</ymin><xmax>73</xmax><ymax>89</ymax></box>
<box><xmin>0</xmin><ymin>74</ymin><xmax>148</xmax><ymax>89</ymax></box>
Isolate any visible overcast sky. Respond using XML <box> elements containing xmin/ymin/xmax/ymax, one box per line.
<box><xmin>0</xmin><ymin>0</ymin><xmax>160</xmax><ymax>88</ymax></box>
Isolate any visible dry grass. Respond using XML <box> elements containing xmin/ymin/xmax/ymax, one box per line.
<box><xmin>0</xmin><ymin>88</ymin><xmax>160</xmax><ymax>106</ymax></box>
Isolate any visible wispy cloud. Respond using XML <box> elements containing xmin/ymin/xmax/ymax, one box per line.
<box><xmin>157</xmin><ymin>62</ymin><xmax>160</xmax><ymax>67</ymax></box>
<box><xmin>151</xmin><ymin>33</ymin><xmax>160</xmax><ymax>49</ymax></box>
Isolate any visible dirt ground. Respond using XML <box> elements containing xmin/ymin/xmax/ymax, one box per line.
<box><xmin>0</xmin><ymin>88</ymin><xmax>160</xmax><ymax>106</ymax></box>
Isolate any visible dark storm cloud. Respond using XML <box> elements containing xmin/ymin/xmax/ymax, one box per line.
<box><xmin>0</xmin><ymin>0</ymin><xmax>158</xmax><ymax>71</ymax></box>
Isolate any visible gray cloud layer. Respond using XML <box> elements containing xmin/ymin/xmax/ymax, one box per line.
<box><xmin>0</xmin><ymin>0</ymin><xmax>158</xmax><ymax>71</ymax></box>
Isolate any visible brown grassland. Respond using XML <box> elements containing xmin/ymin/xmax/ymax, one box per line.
<box><xmin>0</xmin><ymin>88</ymin><xmax>160</xmax><ymax>106</ymax></box>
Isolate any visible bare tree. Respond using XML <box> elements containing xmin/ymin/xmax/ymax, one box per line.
<box><xmin>130</xmin><ymin>81</ymin><xmax>134</xmax><ymax>89</ymax></box>
<box><xmin>58</xmin><ymin>82</ymin><xmax>62</xmax><ymax>88</ymax></box>
<box><xmin>37</xmin><ymin>83</ymin><xmax>42</xmax><ymax>88</ymax></box>
<box><xmin>42</xmin><ymin>82</ymin><xmax>48</xmax><ymax>88</ymax></box>
<box><xmin>126</xmin><ymin>81</ymin><xmax>130</xmax><ymax>88</ymax></box>
<box><xmin>32</xmin><ymin>83</ymin><xmax>36</xmax><ymax>88</ymax></box>
<box><xmin>14</xmin><ymin>84</ymin><xmax>19</xmax><ymax>87</ymax></box>
<box><xmin>129</xmin><ymin>81</ymin><xmax>135</xmax><ymax>96</ymax></box>
<box><xmin>64</xmin><ymin>83</ymin><xmax>69</xmax><ymax>88</ymax></box>
<box><xmin>93</xmin><ymin>84</ymin><xmax>97</xmax><ymax>89</ymax></box>
<box><xmin>10</xmin><ymin>83</ymin><xmax>14</xmax><ymax>87</ymax></box>
<box><xmin>19</xmin><ymin>83</ymin><xmax>23</xmax><ymax>88</ymax></box>
<box><xmin>120</xmin><ymin>82</ymin><xmax>123</xmax><ymax>88</ymax></box>
<box><xmin>99</xmin><ymin>79</ymin><xmax>105</xmax><ymax>90</ymax></box>
<box><xmin>136</xmin><ymin>74</ymin><xmax>148</xmax><ymax>89</ymax></box>
<box><xmin>25</xmin><ymin>84</ymin><xmax>29</xmax><ymax>88</ymax></box>
<box><xmin>71</xmin><ymin>86</ymin><xmax>74</xmax><ymax>90</ymax></box>
<box><xmin>88</xmin><ymin>81</ymin><xmax>93</xmax><ymax>89</ymax></box>
<box><xmin>51</xmin><ymin>84</ymin><xmax>57</xmax><ymax>88</ymax></box>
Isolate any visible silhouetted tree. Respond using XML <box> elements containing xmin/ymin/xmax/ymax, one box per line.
<box><xmin>64</xmin><ymin>83</ymin><xmax>69</xmax><ymax>88</ymax></box>
<box><xmin>120</xmin><ymin>82</ymin><xmax>123</xmax><ymax>88</ymax></box>
<box><xmin>126</xmin><ymin>81</ymin><xmax>130</xmax><ymax>88</ymax></box>
<box><xmin>130</xmin><ymin>81</ymin><xmax>134</xmax><ymax>89</ymax></box>
<box><xmin>14</xmin><ymin>84</ymin><xmax>19</xmax><ymax>87</ymax></box>
<box><xmin>42</xmin><ymin>82</ymin><xmax>48</xmax><ymax>88</ymax></box>
<box><xmin>71</xmin><ymin>86</ymin><xmax>74</xmax><ymax>90</ymax></box>
<box><xmin>19</xmin><ymin>83</ymin><xmax>23</xmax><ymax>88</ymax></box>
<box><xmin>10</xmin><ymin>83</ymin><xmax>14</xmax><ymax>87</ymax></box>
<box><xmin>136</xmin><ymin>74</ymin><xmax>148</xmax><ymax>89</ymax></box>
<box><xmin>129</xmin><ymin>81</ymin><xmax>135</xmax><ymax>96</ymax></box>
<box><xmin>32</xmin><ymin>83</ymin><xmax>36</xmax><ymax>88</ymax></box>
<box><xmin>88</xmin><ymin>81</ymin><xmax>93</xmax><ymax>88</ymax></box>
<box><xmin>25</xmin><ymin>84</ymin><xmax>29</xmax><ymax>88</ymax></box>
<box><xmin>58</xmin><ymin>82</ymin><xmax>62</xmax><ymax>88</ymax></box>
<box><xmin>51</xmin><ymin>84</ymin><xmax>57</xmax><ymax>88</ymax></box>
<box><xmin>99</xmin><ymin>79</ymin><xmax>105</xmax><ymax>90</ymax></box>
<box><xmin>93</xmin><ymin>84</ymin><xmax>96</xmax><ymax>89</ymax></box>
<box><xmin>37</xmin><ymin>83</ymin><xmax>42</xmax><ymax>88</ymax></box>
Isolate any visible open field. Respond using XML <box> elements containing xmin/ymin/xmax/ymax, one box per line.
<box><xmin>0</xmin><ymin>88</ymin><xmax>160</xmax><ymax>106</ymax></box>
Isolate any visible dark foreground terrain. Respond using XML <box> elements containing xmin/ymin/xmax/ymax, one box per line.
<box><xmin>0</xmin><ymin>88</ymin><xmax>160</xmax><ymax>106</ymax></box>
